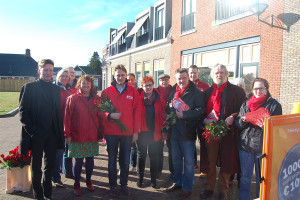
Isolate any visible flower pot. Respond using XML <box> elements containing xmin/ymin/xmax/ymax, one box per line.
<box><xmin>6</xmin><ymin>165</ymin><xmax>32</xmax><ymax>193</ymax></box>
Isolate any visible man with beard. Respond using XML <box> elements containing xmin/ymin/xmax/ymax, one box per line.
<box><xmin>200</xmin><ymin>64</ymin><xmax>246</xmax><ymax>200</ymax></box>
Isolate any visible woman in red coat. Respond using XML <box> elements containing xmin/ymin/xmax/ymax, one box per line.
<box><xmin>136</xmin><ymin>76</ymin><xmax>167</xmax><ymax>188</ymax></box>
<box><xmin>64</xmin><ymin>75</ymin><xmax>100</xmax><ymax>196</ymax></box>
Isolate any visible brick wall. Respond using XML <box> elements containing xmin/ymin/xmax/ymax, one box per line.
<box><xmin>171</xmin><ymin>0</ymin><xmax>284</xmax><ymax>101</ymax></box>
<box><xmin>280</xmin><ymin>0</ymin><xmax>300</xmax><ymax>114</ymax></box>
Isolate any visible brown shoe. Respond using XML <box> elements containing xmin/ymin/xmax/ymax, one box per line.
<box><xmin>86</xmin><ymin>180</ymin><xmax>95</xmax><ymax>192</ymax></box>
<box><xmin>73</xmin><ymin>183</ymin><xmax>82</xmax><ymax>196</ymax></box>
<box><xmin>199</xmin><ymin>172</ymin><xmax>207</xmax><ymax>178</ymax></box>
<box><xmin>164</xmin><ymin>184</ymin><xmax>182</xmax><ymax>193</ymax></box>
<box><xmin>178</xmin><ymin>190</ymin><xmax>191</xmax><ymax>200</ymax></box>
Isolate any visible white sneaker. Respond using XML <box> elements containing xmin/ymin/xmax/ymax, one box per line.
<box><xmin>131</xmin><ymin>167</ymin><xmax>137</xmax><ymax>173</ymax></box>
<box><xmin>117</xmin><ymin>169</ymin><xmax>121</xmax><ymax>175</ymax></box>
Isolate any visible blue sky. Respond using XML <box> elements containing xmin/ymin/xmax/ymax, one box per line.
<box><xmin>0</xmin><ymin>0</ymin><xmax>157</xmax><ymax>67</ymax></box>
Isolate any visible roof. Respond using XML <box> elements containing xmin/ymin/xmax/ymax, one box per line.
<box><xmin>0</xmin><ymin>53</ymin><xmax>38</xmax><ymax>77</ymax></box>
<box><xmin>53</xmin><ymin>67</ymin><xmax>63</xmax><ymax>74</ymax></box>
<box><xmin>74</xmin><ymin>66</ymin><xmax>100</xmax><ymax>75</ymax></box>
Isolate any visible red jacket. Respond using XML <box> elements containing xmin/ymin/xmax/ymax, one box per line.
<box><xmin>140</xmin><ymin>89</ymin><xmax>166</xmax><ymax>141</ymax></box>
<box><xmin>60</xmin><ymin>87</ymin><xmax>75</xmax><ymax>120</ymax></box>
<box><xmin>194</xmin><ymin>79</ymin><xmax>210</xmax><ymax>91</ymax></box>
<box><xmin>64</xmin><ymin>90</ymin><xmax>100</xmax><ymax>143</ymax></box>
<box><xmin>101</xmin><ymin>83</ymin><xmax>142</xmax><ymax>136</ymax></box>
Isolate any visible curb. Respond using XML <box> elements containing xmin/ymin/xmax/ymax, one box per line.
<box><xmin>0</xmin><ymin>107</ymin><xmax>19</xmax><ymax>118</ymax></box>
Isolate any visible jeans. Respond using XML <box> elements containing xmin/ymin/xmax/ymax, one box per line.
<box><xmin>130</xmin><ymin>145</ymin><xmax>137</xmax><ymax>168</ymax></box>
<box><xmin>62</xmin><ymin>142</ymin><xmax>73</xmax><ymax>176</ymax></box>
<box><xmin>238</xmin><ymin>149</ymin><xmax>262</xmax><ymax>200</ymax></box>
<box><xmin>171</xmin><ymin>140</ymin><xmax>195</xmax><ymax>191</ymax></box>
<box><xmin>105</xmin><ymin>135</ymin><xmax>132</xmax><ymax>189</ymax></box>
<box><xmin>52</xmin><ymin>149</ymin><xmax>64</xmax><ymax>182</ymax></box>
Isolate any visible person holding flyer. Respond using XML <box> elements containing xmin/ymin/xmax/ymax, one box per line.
<box><xmin>235</xmin><ymin>78</ymin><xmax>282</xmax><ymax>200</ymax></box>
<box><xmin>164</xmin><ymin>68</ymin><xmax>205</xmax><ymax>200</ymax></box>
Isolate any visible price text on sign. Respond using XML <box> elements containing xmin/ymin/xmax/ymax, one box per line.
<box><xmin>278</xmin><ymin>143</ymin><xmax>300</xmax><ymax>200</ymax></box>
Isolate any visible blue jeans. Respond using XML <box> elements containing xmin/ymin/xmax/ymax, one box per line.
<box><xmin>171</xmin><ymin>140</ymin><xmax>196</xmax><ymax>191</ymax></box>
<box><xmin>238</xmin><ymin>149</ymin><xmax>262</xmax><ymax>200</ymax></box>
<box><xmin>52</xmin><ymin>149</ymin><xmax>64</xmax><ymax>182</ymax></box>
<box><xmin>62</xmin><ymin>142</ymin><xmax>73</xmax><ymax>176</ymax></box>
<box><xmin>105</xmin><ymin>135</ymin><xmax>132</xmax><ymax>189</ymax></box>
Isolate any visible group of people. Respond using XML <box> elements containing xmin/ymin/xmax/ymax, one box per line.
<box><xmin>19</xmin><ymin>59</ymin><xmax>282</xmax><ymax>200</ymax></box>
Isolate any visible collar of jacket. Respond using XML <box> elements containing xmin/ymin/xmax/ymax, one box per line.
<box><xmin>111</xmin><ymin>79</ymin><xmax>129</xmax><ymax>95</ymax></box>
<box><xmin>180</xmin><ymin>81</ymin><xmax>196</xmax><ymax>98</ymax></box>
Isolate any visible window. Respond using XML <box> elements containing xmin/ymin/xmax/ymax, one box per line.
<box><xmin>154</xmin><ymin>59</ymin><xmax>165</xmax><ymax>87</ymax></box>
<box><xmin>137</xmin><ymin>20</ymin><xmax>148</xmax><ymax>36</ymax></box>
<box><xmin>181</xmin><ymin>0</ymin><xmax>196</xmax><ymax>32</ymax></box>
<box><xmin>181</xmin><ymin>54</ymin><xmax>192</xmax><ymax>68</ymax></box>
<box><xmin>144</xmin><ymin>62</ymin><xmax>150</xmax><ymax>77</ymax></box>
<box><xmin>215</xmin><ymin>0</ymin><xmax>258</xmax><ymax>23</ymax></box>
<box><xmin>135</xmin><ymin>63</ymin><xmax>142</xmax><ymax>87</ymax></box>
<box><xmin>155</xmin><ymin>7</ymin><xmax>164</xmax><ymax>40</ymax></box>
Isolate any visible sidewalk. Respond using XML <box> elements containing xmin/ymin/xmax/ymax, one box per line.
<box><xmin>0</xmin><ymin>115</ymin><xmax>255</xmax><ymax>200</ymax></box>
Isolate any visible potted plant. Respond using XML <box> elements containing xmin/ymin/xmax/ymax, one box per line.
<box><xmin>0</xmin><ymin>145</ymin><xmax>32</xmax><ymax>193</ymax></box>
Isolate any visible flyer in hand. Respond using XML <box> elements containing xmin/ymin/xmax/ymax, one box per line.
<box><xmin>172</xmin><ymin>98</ymin><xmax>190</xmax><ymax>111</ymax></box>
<box><xmin>244</xmin><ymin>107</ymin><xmax>270</xmax><ymax>128</ymax></box>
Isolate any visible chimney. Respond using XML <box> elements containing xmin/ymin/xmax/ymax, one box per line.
<box><xmin>25</xmin><ymin>49</ymin><xmax>31</xmax><ymax>57</ymax></box>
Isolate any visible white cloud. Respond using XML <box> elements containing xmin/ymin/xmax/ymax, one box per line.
<box><xmin>81</xmin><ymin>19</ymin><xmax>111</xmax><ymax>32</ymax></box>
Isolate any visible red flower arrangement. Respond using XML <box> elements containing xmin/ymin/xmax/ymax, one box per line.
<box><xmin>0</xmin><ymin>146</ymin><xmax>31</xmax><ymax>170</ymax></box>
<box><xmin>202</xmin><ymin>120</ymin><xmax>230</xmax><ymax>143</ymax></box>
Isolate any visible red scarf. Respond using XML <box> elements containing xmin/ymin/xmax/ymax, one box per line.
<box><xmin>158</xmin><ymin>85</ymin><xmax>171</xmax><ymax>102</ymax></box>
<box><xmin>248</xmin><ymin>94</ymin><xmax>267</xmax><ymax>111</ymax></box>
<box><xmin>174</xmin><ymin>81</ymin><xmax>190</xmax><ymax>98</ymax></box>
<box><xmin>206</xmin><ymin>81</ymin><xmax>228</xmax><ymax>117</ymax></box>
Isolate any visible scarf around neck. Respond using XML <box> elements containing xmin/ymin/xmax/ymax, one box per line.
<box><xmin>206</xmin><ymin>81</ymin><xmax>228</xmax><ymax>117</ymax></box>
<box><xmin>174</xmin><ymin>81</ymin><xmax>190</xmax><ymax>98</ymax></box>
<box><xmin>248</xmin><ymin>94</ymin><xmax>267</xmax><ymax>111</ymax></box>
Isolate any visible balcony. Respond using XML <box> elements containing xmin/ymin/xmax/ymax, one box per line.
<box><xmin>136</xmin><ymin>30</ymin><xmax>149</xmax><ymax>47</ymax></box>
<box><xmin>155</xmin><ymin>26</ymin><xmax>164</xmax><ymax>41</ymax></box>
<box><xmin>215</xmin><ymin>0</ymin><xmax>258</xmax><ymax>22</ymax></box>
<box><xmin>181</xmin><ymin>12</ymin><xmax>195</xmax><ymax>33</ymax></box>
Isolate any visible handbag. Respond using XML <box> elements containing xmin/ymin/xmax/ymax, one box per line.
<box><xmin>78</xmin><ymin>95</ymin><xmax>103</xmax><ymax>140</ymax></box>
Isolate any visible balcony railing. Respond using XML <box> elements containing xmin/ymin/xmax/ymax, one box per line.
<box><xmin>136</xmin><ymin>31</ymin><xmax>149</xmax><ymax>47</ymax></box>
<box><xmin>155</xmin><ymin>26</ymin><xmax>164</xmax><ymax>41</ymax></box>
<box><xmin>215</xmin><ymin>0</ymin><xmax>258</xmax><ymax>22</ymax></box>
<box><xmin>181</xmin><ymin>12</ymin><xmax>195</xmax><ymax>32</ymax></box>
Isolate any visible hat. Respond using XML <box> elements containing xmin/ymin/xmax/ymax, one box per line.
<box><xmin>158</xmin><ymin>74</ymin><xmax>170</xmax><ymax>79</ymax></box>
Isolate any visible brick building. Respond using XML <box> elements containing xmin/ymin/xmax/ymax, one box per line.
<box><xmin>171</xmin><ymin>0</ymin><xmax>300</xmax><ymax>114</ymax></box>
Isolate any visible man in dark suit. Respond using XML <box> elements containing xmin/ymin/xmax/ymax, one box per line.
<box><xmin>19</xmin><ymin>59</ymin><xmax>64</xmax><ymax>200</ymax></box>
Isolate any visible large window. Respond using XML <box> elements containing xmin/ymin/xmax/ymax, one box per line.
<box><xmin>215</xmin><ymin>0</ymin><xmax>258</xmax><ymax>23</ymax></box>
<box><xmin>181</xmin><ymin>54</ymin><xmax>192</xmax><ymax>68</ymax></box>
<box><xmin>154</xmin><ymin>59</ymin><xmax>165</xmax><ymax>87</ymax></box>
<box><xmin>155</xmin><ymin>7</ymin><xmax>164</xmax><ymax>40</ymax></box>
<box><xmin>181</xmin><ymin>0</ymin><xmax>196</xmax><ymax>32</ymax></box>
<box><xmin>144</xmin><ymin>62</ymin><xmax>150</xmax><ymax>77</ymax></box>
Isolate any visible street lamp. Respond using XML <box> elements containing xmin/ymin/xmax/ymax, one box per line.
<box><xmin>249</xmin><ymin>3</ymin><xmax>269</xmax><ymax>21</ymax></box>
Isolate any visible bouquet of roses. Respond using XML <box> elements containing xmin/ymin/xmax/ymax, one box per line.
<box><xmin>202</xmin><ymin>120</ymin><xmax>229</xmax><ymax>143</ymax></box>
<box><xmin>0</xmin><ymin>145</ymin><xmax>31</xmax><ymax>170</ymax></box>
<box><xmin>94</xmin><ymin>95</ymin><xmax>129</xmax><ymax>133</ymax></box>
<box><xmin>164</xmin><ymin>110</ymin><xmax>177</xmax><ymax>131</ymax></box>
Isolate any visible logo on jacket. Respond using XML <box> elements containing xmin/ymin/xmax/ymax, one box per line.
<box><xmin>126</xmin><ymin>95</ymin><xmax>133</xmax><ymax>99</ymax></box>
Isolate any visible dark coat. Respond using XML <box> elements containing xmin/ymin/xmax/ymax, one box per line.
<box><xmin>203</xmin><ymin>82</ymin><xmax>246</xmax><ymax>174</ymax></box>
<box><xmin>167</xmin><ymin>81</ymin><xmax>205</xmax><ymax>141</ymax></box>
<box><xmin>235</xmin><ymin>94</ymin><xmax>282</xmax><ymax>154</ymax></box>
<box><xmin>19</xmin><ymin>80</ymin><xmax>64</xmax><ymax>155</ymax></box>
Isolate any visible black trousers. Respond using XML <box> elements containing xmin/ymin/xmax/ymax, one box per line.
<box><xmin>31</xmin><ymin>133</ymin><xmax>58</xmax><ymax>199</ymax></box>
<box><xmin>166</xmin><ymin>138</ymin><xmax>174</xmax><ymax>174</ymax></box>
<box><xmin>136</xmin><ymin>139</ymin><xmax>160</xmax><ymax>183</ymax></box>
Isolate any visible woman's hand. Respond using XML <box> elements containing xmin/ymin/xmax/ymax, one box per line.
<box><xmin>66</xmin><ymin>137</ymin><xmax>71</xmax><ymax>144</ymax></box>
<box><xmin>110</xmin><ymin>112</ymin><xmax>121</xmax><ymax>120</ymax></box>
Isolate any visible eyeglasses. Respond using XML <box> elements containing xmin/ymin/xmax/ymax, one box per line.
<box><xmin>143</xmin><ymin>84</ymin><xmax>153</xmax><ymax>88</ymax></box>
<box><xmin>253</xmin><ymin>87</ymin><xmax>266</xmax><ymax>92</ymax></box>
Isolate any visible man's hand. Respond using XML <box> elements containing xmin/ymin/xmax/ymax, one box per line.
<box><xmin>132</xmin><ymin>133</ymin><xmax>138</xmax><ymax>143</ymax></box>
<box><xmin>225</xmin><ymin>115</ymin><xmax>234</xmax><ymax>126</ymax></box>
<box><xmin>66</xmin><ymin>137</ymin><xmax>71</xmax><ymax>144</ymax></box>
<box><xmin>203</xmin><ymin>118</ymin><xmax>213</xmax><ymax>125</ymax></box>
<box><xmin>176</xmin><ymin>109</ymin><xmax>183</xmax><ymax>119</ymax></box>
<box><xmin>110</xmin><ymin>113</ymin><xmax>121</xmax><ymax>120</ymax></box>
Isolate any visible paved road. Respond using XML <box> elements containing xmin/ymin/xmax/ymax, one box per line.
<box><xmin>0</xmin><ymin>115</ymin><xmax>256</xmax><ymax>200</ymax></box>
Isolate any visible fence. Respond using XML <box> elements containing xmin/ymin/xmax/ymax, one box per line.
<box><xmin>0</xmin><ymin>79</ymin><xmax>33</xmax><ymax>92</ymax></box>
